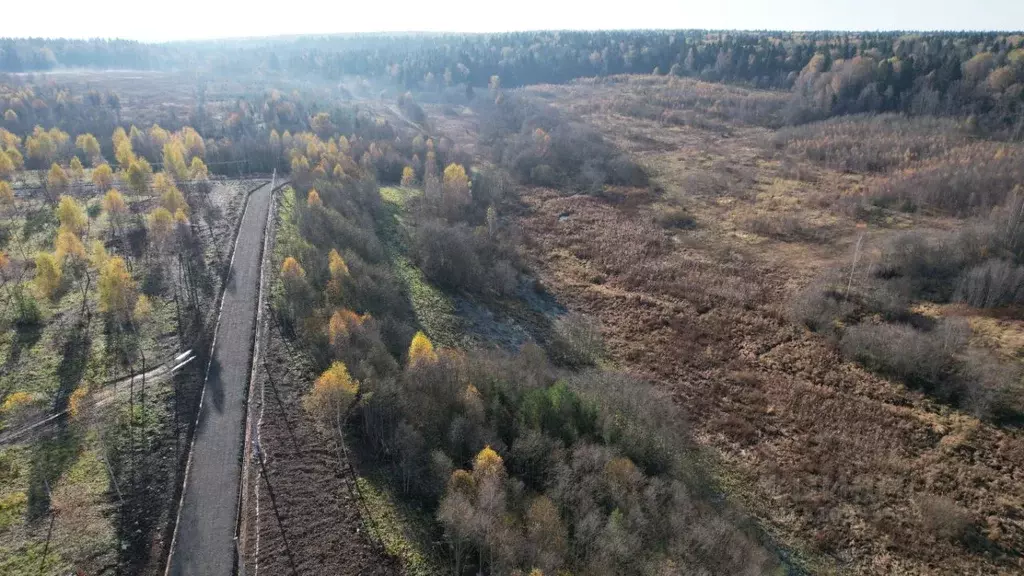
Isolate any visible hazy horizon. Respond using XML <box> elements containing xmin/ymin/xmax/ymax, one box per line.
<box><xmin>3</xmin><ymin>0</ymin><xmax>1023</xmax><ymax>42</ymax></box>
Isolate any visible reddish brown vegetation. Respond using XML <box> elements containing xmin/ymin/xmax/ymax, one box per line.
<box><xmin>516</xmin><ymin>187</ymin><xmax>1024</xmax><ymax>574</ymax></box>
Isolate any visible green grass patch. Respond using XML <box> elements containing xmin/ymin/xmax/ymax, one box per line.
<box><xmin>0</xmin><ymin>435</ymin><xmax>116</xmax><ymax>576</ymax></box>
<box><xmin>355</xmin><ymin>474</ymin><xmax>443</xmax><ymax>576</ymax></box>
<box><xmin>0</xmin><ymin>491</ymin><xmax>28</xmax><ymax>532</ymax></box>
<box><xmin>379</xmin><ymin>186</ymin><xmax>421</xmax><ymax>209</ymax></box>
<box><xmin>0</xmin><ymin>541</ymin><xmax>66</xmax><ymax>576</ymax></box>
<box><xmin>378</xmin><ymin>187</ymin><xmax>465</xmax><ymax>348</ymax></box>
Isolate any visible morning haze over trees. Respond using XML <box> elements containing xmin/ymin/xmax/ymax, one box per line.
<box><xmin>0</xmin><ymin>23</ymin><xmax>1023</xmax><ymax>576</ymax></box>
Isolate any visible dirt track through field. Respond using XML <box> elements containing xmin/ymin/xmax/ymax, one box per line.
<box><xmin>166</xmin><ymin>179</ymin><xmax>275</xmax><ymax>576</ymax></box>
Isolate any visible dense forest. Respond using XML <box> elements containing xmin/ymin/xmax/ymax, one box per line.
<box><xmin>3</xmin><ymin>31</ymin><xmax>1024</xmax><ymax>133</ymax></box>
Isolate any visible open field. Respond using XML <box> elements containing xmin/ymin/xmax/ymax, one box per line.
<box><xmin>422</xmin><ymin>75</ymin><xmax>1024</xmax><ymax>574</ymax></box>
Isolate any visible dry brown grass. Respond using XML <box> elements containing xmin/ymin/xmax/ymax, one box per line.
<box><xmin>870</xmin><ymin>144</ymin><xmax>1024</xmax><ymax>214</ymax></box>
<box><xmin>518</xmin><ymin>187</ymin><xmax>1024</xmax><ymax>575</ymax></box>
<box><xmin>772</xmin><ymin>114</ymin><xmax>970</xmax><ymax>173</ymax></box>
<box><xmin>472</xmin><ymin>78</ymin><xmax>1024</xmax><ymax>575</ymax></box>
<box><xmin>569</xmin><ymin>75</ymin><xmax>791</xmax><ymax>129</ymax></box>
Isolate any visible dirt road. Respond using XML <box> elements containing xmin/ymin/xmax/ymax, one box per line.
<box><xmin>166</xmin><ymin>178</ymin><xmax>276</xmax><ymax>576</ymax></box>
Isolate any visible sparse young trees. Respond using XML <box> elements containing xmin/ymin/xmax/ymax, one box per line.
<box><xmin>34</xmin><ymin>252</ymin><xmax>62</xmax><ymax>298</ymax></box>
<box><xmin>92</xmin><ymin>163</ymin><xmax>114</xmax><ymax>190</ymax></box>
<box><xmin>75</xmin><ymin>133</ymin><xmax>102</xmax><ymax>166</ymax></box>
<box><xmin>56</xmin><ymin>195</ymin><xmax>86</xmax><ymax>235</ymax></box>
<box><xmin>133</xmin><ymin>294</ymin><xmax>153</xmax><ymax>322</ymax></box>
<box><xmin>46</xmin><ymin>163</ymin><xmax>70</xmax><ymax>202</ymax></box>
<box><xmin>147</xmin><ymin>207</ymin><xmax>175</xmax><ymax>250</ymax></box>
<box><xmin>442</xmin><ymin>163</ymin><xmax>471</xmax><ymax>217</ymax></box>
<box><xmin>69</xmin><ymin>156</ymin><xmax>85</xmax><ymax>184</ymax></box>
<box><xmin>102</xmin><ymin>189</ymin><xmax>127</xmax><ymax>235</ymax></box>
<box><xmin>98</xmin><ymin>256</ymin><xmax>137</xmax><ymax>323</ymax></box>
<box><xmin>162</xmin><ymin>141</ymin><xmax>188</xmax><ymax>181</ymax></box>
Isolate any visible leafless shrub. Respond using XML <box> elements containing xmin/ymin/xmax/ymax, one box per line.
<box><xmin>653</xmin><ymin>206</ymin><xmax>696</xmax><ymax>230</ymax></box>
<box><xmin>875</xmin><ymin>231</ymin><xmax>967</xmax><ymax>302</ymax></box>
<box><xmin>839</xmin><ymin>319</ymin><xmax>968</xmax><ymax>390</ymax></box>
<box><xmin>412</xmin><ymin>219</ymin><xmax>484</xmax><ymax>291</ymax></box>
<box><xmin>870</xmin><ymin>146</ymin><xmax>1024</xmax><ymax>214</ymax></box>
<box><xmin>788</xmin><ymin>278</ymin><xmax>853</xmax><ymax>332</ymax></box>
<box><xmin>955</xmin><ymin>259</ymin><xmax>1024</xmax><ymax>308</ymax></box>
<box><xmin>478</xmin><ymin>94</ymin><xmax>648</xmax><ymax>192</ymax></box>
<box><xmin>550</xmin><ymin>313</ymin><xmax>604</xmax><ymax>367</ymax></box>
<box><xmin>746</xmin><ymin>214</ymin><xmax>831</xmax><ymax>243</ymax></box>
<box><xmin>959</xmin><ymin>350</ymin><xmax>1024</xmax><ymax>421</ymax></box>
<box><xmin>917</xmin><ymin>495</ymin><xmax>973</xmax><ymax>543</ymax></box>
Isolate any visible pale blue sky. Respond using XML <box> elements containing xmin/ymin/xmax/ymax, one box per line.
<box><xmin>2</xmin><ymin>0</ymin><xmax>1023</xmax><ymax>41</ymax></box>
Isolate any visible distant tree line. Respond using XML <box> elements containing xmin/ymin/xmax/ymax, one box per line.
<box><xmin>3</xmin><ymin>31</ymin><xmax>1024</xmax><ymax>131</ymax></box>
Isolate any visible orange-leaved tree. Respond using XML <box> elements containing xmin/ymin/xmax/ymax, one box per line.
<box><xmin>280</xmin><ymin>256</ymin><xmax>311</xmax><ymax>323</ymax></box>
<box><xmin>307</xmin><ymin>188</ymin><xmax>322</xmax><ymax>208</ymax></box>
<box><xmin>304</xmin><ymin>361</ymin><xmax>359</xmax><ymax>431</ymax></box>
<box><xmin>326</xmin><ymin>249</ymin><xmax>348</xmax><ymax>301</ymax></box>
<box><xmin>281</xmin><ymin>256</ymin><xmax>306</xmax><ymax>285</ymax></box>
<box><xmin>401</xmin><ymin>166</ymin><xmax>416</xmax><ymax>187</ymax></box>
<box><xmin>328</xmin><ymin>308</ymin><xmax>364</xmax><ymax>352</ymax></box>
